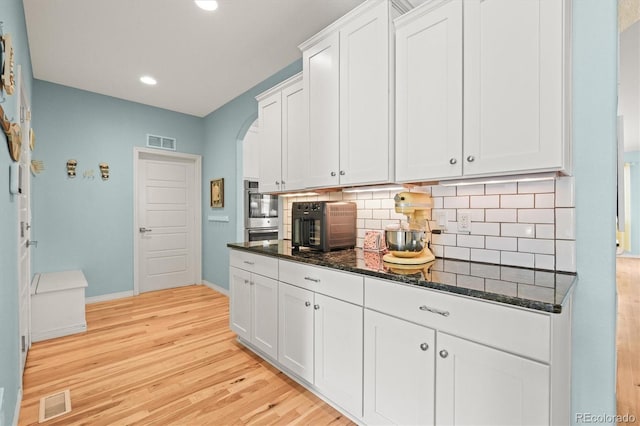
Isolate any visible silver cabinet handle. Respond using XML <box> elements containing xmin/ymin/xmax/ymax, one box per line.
<box><xmin>314</xmin><ymin>304</ymin><xmax>320</xmax><ymax>310</ymax></box>
<box><xmin>304</xmin><ymin>277</ymin><xmax>320</xmax><ymax>283</ymax></box>
<box><xmin>449</xmin><ymin>158</ymin><xmax>457</xmax><ymax>165</ymax></box>
<box><xmin>139</xmin><ymin>227</ymin><xmax>152</xmax><ymax>233</ymax></box>
<box><xmin>340</xmin><ymin>170</ymin><xmax>345</xmax><ymax>176</ymax></box>
<box><xmin>439</xmin><ymin>349</ymin><xmax>449</xmax><ymax>358</ymax></box>
<box><xmin>466</xmin><ymin>155</ymin><xmax>475</xmax><ymax>162</ymax></box>
<box><xmin>243</xmin><ymin>261</ymin><xmax>255</xmax><ymax>266</ymax></box>
<box><xmin>330</xmin><ymin>171</ymin><xmax>337</xmax><ymax>177</ymax></box>
<box><xmin>419</xmin><ymin>305</ymin><xmax>450</xmax><ymax>317</ymax></box>
<box><xmin>420</xmin><ymin>343</ymin><xmax>429</xmax><ymax>351</ymax></box>
<box><xmin>305</xmin><ymin>301</ymin><xmax>311</xmax><ymax>307</ymax></box>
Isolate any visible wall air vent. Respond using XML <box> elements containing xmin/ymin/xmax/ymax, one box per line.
<box><xmin>146</xmin><ymin>134</ymin><xmax>177</xmax><ymax>151</ymax></box>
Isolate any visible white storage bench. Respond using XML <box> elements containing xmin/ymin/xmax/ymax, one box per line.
<box><xmin>31</xmin><ymin>270</ymin><xmax>88</xmax><ymax>342</ymax></box>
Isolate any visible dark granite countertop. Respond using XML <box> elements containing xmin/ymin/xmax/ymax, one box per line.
<box><xmin>227</xmin><ymin>240</ymin><xmax>577</xmax><ymax>314</ymax></box>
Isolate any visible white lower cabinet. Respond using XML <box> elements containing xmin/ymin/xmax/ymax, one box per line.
<box><xmin>278</xmin><ymin>281</ymin><xmax>364</xmax><ymax>418</ymax></box>
<box><xmin>364</xmin><ymin>310</ymin><xmax>435</xmax><ymax>426</ymax></box>
<box><xmin>435</xmin><ymin>333</ymin><xmax>549</xmax><ymax>426</ymax></box>
<box><xmin>229</xmin><ymin>259</ymin><xmax>278</xmax><ymax>360</ymax></box>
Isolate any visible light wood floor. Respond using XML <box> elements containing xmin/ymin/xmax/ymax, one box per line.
<box><xmin>19</xmin><ymin>285</ymin><xmax>352</xmax><ymax>425</ymax></box>
<box><xmin>617</xmin><ymin>257</ymin><xmax>640</xmax><ymax>420</ymax></box>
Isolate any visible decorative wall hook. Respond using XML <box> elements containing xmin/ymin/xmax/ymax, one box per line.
<box><xmin>99</xmin><ymin>162</ymin><xmax>109</xmax><ymax>180</ymax></box>
<box><xmin>66</xmin><ymin>159</ymin><xmax>77</xmax><ymax>178</ymax></box>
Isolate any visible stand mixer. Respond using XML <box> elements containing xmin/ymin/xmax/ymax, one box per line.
<box><xmin>383</xmin><ymin>191</ymin><xmax>436</xmax><ymax>266</ymax></box>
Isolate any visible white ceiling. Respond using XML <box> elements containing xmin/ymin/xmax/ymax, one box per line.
<box><xmin>23</xmin><ymin>0</ymin><xmax>365</xmax><ymax>117</ymax></box>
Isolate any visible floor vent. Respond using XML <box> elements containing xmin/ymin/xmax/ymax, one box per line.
<box><xmin>39</xmin><ymin>389</ymin><xmax>71</xmax><ymax>423</ymax></box>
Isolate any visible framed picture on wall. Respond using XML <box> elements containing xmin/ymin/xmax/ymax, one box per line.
<box><xmin>210</xmin><ymin>178</ymin><xmax>224</xmax><ymax>208</ymax></box>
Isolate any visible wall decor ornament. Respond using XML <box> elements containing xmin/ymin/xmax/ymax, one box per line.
<box><xmin>66</xmin><ymin>159</ymin><xmax>77</xmax><ymax>178</ymax></box>
<box><xmin>99</xmin><ymin>162</ymin><xmax>109</xmax><ymax>180</ymax></box>
<box><xmin>1</xmin><ymin>32</ymin><xmax>15</xmax><ymax>96</ymax></box>
<box><xmin>210</xmin><ymin>178</ymin><xmax>224</xmax><ymax>208</ymax></box>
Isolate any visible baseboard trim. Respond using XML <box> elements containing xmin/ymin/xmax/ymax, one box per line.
<box><xmin>202</xmin><ymin>280</ymin><xmax>229</xmax><ymax>296</ymax></box>
<box><xmin>31</xmin><ymin>324</ymin><xmax>87</xmax><ymax>343</ymax></box>
<box><xmin>12</xmin><ymin>387</ymin><xmax>22</xmax><ymax>426</ymax></box>
<box><xmin>86</xmin><ymin>290</ymin><xmax>134</xmax><ymax>304</ymax></box>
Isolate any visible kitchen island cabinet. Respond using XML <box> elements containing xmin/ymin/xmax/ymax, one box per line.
<box><xmin>228</xmin><ymin>242</ymin><xmax>574</xmax><ymax>425</ymax></box>
<box><xmin>395</xmin><ymin>0</ymin><xmax>571</xmax><ymax>182</ymax></box>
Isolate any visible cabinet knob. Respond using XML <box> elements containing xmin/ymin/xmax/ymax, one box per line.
<box><xmin>449</xmin><ymin>158</ymin><xmax>457</xmax><ymax>165</ymax></box>
<box><xmin>275</xmin><ymin>181</ymin><xmax>280</xmax><ymax>185</ymax></box>
<box><xmin>439</xmin><ymin>349</ymin><xmax>449</xmax><ymax>358</ymax></box>
<box><xmin>466</xmin><ymin>156</ymin><xmax>475</xmax><ymax>163</ymax></box>
<box><xmin>314</xmin><ymin>304</ymin><xmax>320</xmax><ymax>310</ymax></box>
<box><xmin>340</xmin><ymin>170</ymin><xmax>346</xmax><ymax>176</ymax></box>
<box><xmin>244</xmin><ymin>279</ymin><xmax>249</xmax><ymax>284</ymax></box>
<box><xmin>305</xmin><ymin>301</ymin><xmax>311</xmax><ymax>307</ymax></box>
<box><xmin>281</xmin><ymin>180</ymin><xmax>286</xmax><ymax>185</ymax></box>
<box><xmin>420</xmin><ymin>343</ymin><xmax>429</xmax><ymax>351</ymax></box>
<box><xmin>331</xmin><ymin>171</ymin><xmax>337</xmax><ymax>177</ymax></box>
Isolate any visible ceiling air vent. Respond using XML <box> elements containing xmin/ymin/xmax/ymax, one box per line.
<box><xmin>146</xmin><ymin>134</ymin><xmax>176</xmax><ymax>151</ymax></box>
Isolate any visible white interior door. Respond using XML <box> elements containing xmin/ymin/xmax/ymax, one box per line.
<box><xmin>137</xmin><ymin>154</ymin><xmax>200</xmax><ymax>293</ymax></box>
<box><xmin>17</xmin><ymin>68</ymin><xmax>32</xmax><ymax>374</ymax></box>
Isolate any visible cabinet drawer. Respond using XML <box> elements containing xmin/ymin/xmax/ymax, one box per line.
<box><xmin>279</xmin><ymin>260</ymin><xmax>363</xmax><ymax>305</ymax></box>
<box><xmin>229</xmin><ymin>250</ymin><xmax>278</xmax><ymax>279</ymax></box>
<box><xmin>364</xmin><ymin>277</ymin><xmax>550</xmax><ymax>362</ymax></box>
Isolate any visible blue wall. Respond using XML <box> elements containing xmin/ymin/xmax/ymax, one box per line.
<box><xmin>624</xmin><ymin>151</ymin><xmax>640</xmax><ymax>254</ymax></box>
<box><xmin>201</xmin><ymin>60</ymin><xmax>301</xmax><ymax>290</ymax></box>
<box><xmin>0</xmin><ymin>0</ymin><xmax>33</xmax><ymax>423</ymax></box>
<box><xmin>572</xmin><ymin>0</ymin><xmax>618</xmax><ymax>422</ymax></box>
<box><xmin>32</xmin><ymin>82</ymin><xmax>205</xmax><ymax>297</ymax></box>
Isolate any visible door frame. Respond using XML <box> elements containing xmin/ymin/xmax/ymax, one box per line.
<box><xmin>133</xmin><ymin>147</ymin><xmax>202</xmax><ymax>296</ymax></box>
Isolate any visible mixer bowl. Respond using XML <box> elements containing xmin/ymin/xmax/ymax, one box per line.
<box><xmin>385</xmin><ymin>230</ymin><xmax>425</xmax><ymax>258</ymax></box>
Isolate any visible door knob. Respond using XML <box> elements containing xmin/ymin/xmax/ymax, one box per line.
<box><xmin>139</xmin><ymin>227</ymin><xmax>152</xmax><ymax>233</ymax></box>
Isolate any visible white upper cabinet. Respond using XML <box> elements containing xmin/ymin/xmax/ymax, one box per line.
<box><xmin>242</xmin><ymin>120</ymin><xmax>260</xmax><ymax>181</ymax></box>
<box><xmin>395</xmin><ymin>0</ymin><xmax>463</xmax><ymax>182</ymax></box>
<box><xmin>395</xmin><ymin>0</ymin><xmax>570</xmax><ymax>182</ymax></box>
<box><xmin>301</xmin><ymin>0</ymin><xmax>408</xmax><ymax>188</ymax></box>
<box><xmin>257</xmin><ymin>73</ymin><xmax>306</xmax><ymax>193</ymax></box>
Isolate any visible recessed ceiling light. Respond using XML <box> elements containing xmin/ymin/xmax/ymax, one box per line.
<box><xmin>140</xmin><ymin>76</ymin><xmax>157</xmax><ymax>86</ymax></box>
<box><xmin>195</xmin><ymin>0</ymin><xmax>218</xmax><ymax>11</ymax></box>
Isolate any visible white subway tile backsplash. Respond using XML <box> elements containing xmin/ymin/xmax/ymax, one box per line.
<box><xmin>456</xmin><ymin>184</ymin><xmax>485</xmax><ymax>196</ymax></box>
<box><xmin>444</xmin><ymin>196</ymin><xmax>470</xmax><ymax>209</ymax></box>
<box><xmin>442</xmin><ymin>259</ymin><xmax>471</xmax><ymax>275</ymax></box>
<box><xmin>457</xmin><ymin>234</ymin><xmax>485</xmax><ymax>249</ymax></box>
<box><xmin>518</xmin><ymin>180</ymin><xmax>555</xmax><ymax>194</ymax></box>
<box><xmin>485</xmin><ymin>209</ymin><xmax>517</xmax><ymax>223</ymax></box>
<box><xmin>431</xmin><ymin>270</ymin><xmax>457</xmax><ymax>285</ymax></box>
<box><xmin>501</xmin><ymin>251</ymin><xmax>535</xmax><ymax>268</ymax></box>
<box><xmin>536</xmin><ymin>224</ymin><xmax>555</xmax><ymax>239</ymax></box>
<box><xmin>282</xmin><ymin>181</ymin><xmax>575</xmax><ymax>271</ymax></box>
<box><xmin>486</xmin><ymin>236</ymin><xmax>518</xmax><ymax>251</ymax></box>
<box><xmin>486</xmin><ymin>183</ymin><xmax>518</xmax><ymax>195</ymax></box>
<box><xmin>444</xmin><ymin>246</ymin><xmax>471</xmax><ymax>261</ymax></box>
<box><xmin>556</xmin><ymin>240</ymin><xmax>577</xmax><ymax>272</ymax></box>
<box><xmin>501</xmin><ymin>266</ymin><xmax>535</xmax><ymax>285</ymax></box>
<box><xmin>456</xmin><ymin>274</ymin><xmax>486</xmax><ymax>290</ymax></box>
<box><xmin>501</xmin><ymin>194</ymin><xmax>535</xmax><ymax>208</ymax></box>
<box><xmin>470</xmin><ymin>263</ymin><xmax>502</xmax><ymax>279</ymax></box>
<box><xmin>518</xmin><ymin>238</ymin><xmax>555</xmax><ymax>255</ymax></box>
<box><xmin>502</xmin><ymin>223</ymin><xmax>535</xmax><ymax>238</ymax></box>
<box><xmin>485</xmin><ymin>279</ymin><xmax>518</xmax><ymax>297</ymax></box>
<box><xmin>556</xmin><ymin>177</ymin><xmax>575</xmax><ymax>208</ymax></box>
<box><xmin>470</xmin><ymin>195</ymin><xmax>500</xmax><ymax>209</ymax></box>
<box><xmin>518</xmin><ymin>209</ymin><xmax>555</xmax><ymax>224</ymax></box>
<box><xmin>555</xmin><ymin>208</ymin><xmax>576</xmax><ymax>240</ymax></box>
<box><xmin>535</xmin><ymin>193</ymin><xmax>555</xmax><ymax>208</ymax></box>
<box><xmin>470</xmin><ymin>249</ymin><xmax>501</xmax><ymax>264</ymax></box>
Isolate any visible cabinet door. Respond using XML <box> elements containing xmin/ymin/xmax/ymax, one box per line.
<box><xmin>251</xmin><ymin>274</ymin><xmax>278</xmax><ymax>360</ymax></box>
<box><xmin>463</xmin><ymin>0</ymin><xmax>565</xmax><ymax>176</ymax></box>
<box><xmin>242</xmin><ymin>122</ymin><xmax>260</xmax><ymax>181</ymax></box>
<box><xmin>339</xmin><ymin>1</ymin><xmax>390</xmax><ymax>185</ymax></box>
<box><xmin>281</xmin><ymin>79</ymin><xmax>306</xmax><ymax>192</ymax></box>
<box><xmin>303</xmin><ymin>33</ymin><xmax>340</xmax><ymax>188</ymax></box>
<box><xmin>364</xmin><ymin>310</ymin><xmax>435</xmax><ymax>426</ymax></box>
<box><xmin>229</xmin><ymin>266</ymin><xmax>252</xmax><ymax>341</ymax></box>
<box><xmin>395</xmin><ymin>0</ymin><xmax>462</xmax><ymax>182</ymax></box>
<box><xmin>278</xmin><ymin>282</ymin><xmax>314</xmax><ymax>383</ymax></box>
<box><xmin>314</xmin><ymin>293</ymin><xmax>363</xmax><ymax>417</ymax></box>
<box><xmin>436</xmin><ymin>333</ymin><xmax>550</xmax><ymax>425</ymax></box>
<box><xmin>258</xmin><ymin>91</ymin><xmax>283</xmax><ymax>193</ymax></box>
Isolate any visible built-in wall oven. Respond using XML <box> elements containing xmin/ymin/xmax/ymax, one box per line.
<box><xmin>244</xmin><ymin>180</ymin><xmax>279</xmax><ymax>242</ymax></box>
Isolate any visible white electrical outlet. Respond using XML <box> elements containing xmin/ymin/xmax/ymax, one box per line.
<box><xmin>458</xmin><ymin>212</ymin><xmax>471</xmax><ymax>232</ymax></box>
